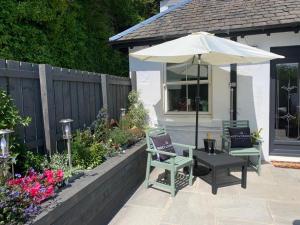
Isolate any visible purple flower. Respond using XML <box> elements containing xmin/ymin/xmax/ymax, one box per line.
<box><xmin>9</xmin><ymin>191</ymin><xmax>19</xmax><ymax>198</ymax></box>
<box><xmin>15</xmin><ymin>173</ymin><xmax>21</xmax><ymax>178</ymax></box>
<box><xmin>24</xmin><ymin>204</ymin><xmax>40</xmax><ymax>218</ymax></box>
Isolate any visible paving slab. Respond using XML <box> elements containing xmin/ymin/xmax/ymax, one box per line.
<box><xmin>268</xmin><ymin>200</ymin><xmax>300</xmax><ymax>225</ymax></box>
<box><xmin>109</xmin><ymin>164</ymin><xmax>300</xmax><ymax>225</ymax></box>
<box><xmin>161</xmin><ymin>192</ymin><xmax>215</xmax><ymax>225</ymax></box>
<box><xmin>109</xmin><ymin>205</ymin><xmax>163</xmax><ymax>225</ymax></box>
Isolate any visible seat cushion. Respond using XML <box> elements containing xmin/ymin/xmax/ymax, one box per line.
<box><xmin>230</xmin><ymin>147</ymin><xmax>260</xmax><ymax>156</ymax></box>
<box><xmin>228</xmin><ymin>127</ymin><xmax>252</xmax><ymax>148</ymax></box>
<box><xmin>151</xmin><ymin>134</ymin><xmax>175</xmax><ymax>161</ymax></box>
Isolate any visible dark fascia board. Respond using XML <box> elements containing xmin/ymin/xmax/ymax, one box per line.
<box><xmin>110</xmin><ymin>22</ymin><xmax>300</xmax><ymax>48</ymax></box>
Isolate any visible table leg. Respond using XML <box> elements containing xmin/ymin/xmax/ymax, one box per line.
<box><xmin>212</xmin><ymin>168</ymin><xmax>217</xmax><ymax>194</ymax></box>
<box><xmin>241</xmin><ymin>165</ymin><xmax>247</xmax><ymax>189</ymax></box>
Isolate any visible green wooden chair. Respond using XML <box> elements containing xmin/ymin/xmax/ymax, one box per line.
<box><xmin>221</xmin><ymin>120</ymin><xmax>262</xmax><ymax>175</ymax></box>
<box><xmin>145</xmin><ymin>127</ymin><xmax>194</xmax><ymax>197</ymax></box>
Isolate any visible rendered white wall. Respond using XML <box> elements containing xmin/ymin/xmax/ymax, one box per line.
<box><xmin>129</xmin><ymin>31</ymin><xmax>300</xmax><ymax>161</ymax></box>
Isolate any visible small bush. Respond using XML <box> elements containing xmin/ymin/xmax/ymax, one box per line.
<box><xmin>109</xmin><ymin>127</ymin><xmax>132</xmax><ymax>147</ymax></box>
<box><xmin>0</xmin><ymin>89</ymin><xmax>31</xmax><ymax>129</ymax></box>
<box><xmin>71</xmin><ymin>131</ymin><xmax>107</xmax><ymax>169</ymax></box>
<box><xmin>91</xmin><ymin>109</ymin><xmax>110</xmax><ymax>143</ymax></box>
<box><xmin>126</xmin><ymin>91</ymin><xmax>148</xmax><ymax>130</ymax></box>
<box><xmin>47</xmin><ymin>153</ymin><xmax>82</xmax><ymax>180</ymax></box>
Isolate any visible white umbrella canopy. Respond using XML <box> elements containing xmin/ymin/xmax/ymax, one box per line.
<box><xmin>130</xmin><ymin>32</ymin><xmax>284</xmax><ymax>64</ymax></box>
<box><xmin>130</xmin><ymin>31</ymin><xmax>284</xmax><ymax>150</ymax></box>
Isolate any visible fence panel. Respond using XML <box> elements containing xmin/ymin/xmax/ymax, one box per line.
<box><xmin>0</xmin><ymin>60</ymin><xmax>45</xmax><ymax>152</ymax></box>
<box><xmin>106</xmin><ymin>75</ymin><xmax>131</xmax><ymax>121</ymax></box>
<box><xmin>47</xmin><ymin>66</ymin><xmax>103</xmax><ymax>153</ymax></box>
<box><xmin>0</xmin><ymin>60</ymin><xmax>131</xmax><ymax>155</ymax></box>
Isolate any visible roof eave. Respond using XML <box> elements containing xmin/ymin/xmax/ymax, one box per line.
<box><xmin>109</xmin><ymin>22</ymin><xmax>300</xmax><ymax>48</ymax></box>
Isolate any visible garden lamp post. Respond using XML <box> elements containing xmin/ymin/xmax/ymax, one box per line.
<box><xmin>0</xmin><ymin>129</ymin><xmax>14</xmax><ymax>178</ymax></box>
<box><xmin>0</xmin><ymin>129</ymin><xmax>13</xmax><ymax>157</ymax></box>
<box><xmin>120</xmin><ymin>108</ymin><xmax>126</xmax><ymax>119</ymax></box>
<box><xmin>59</xmin><ymin>119</ymin><xmax>73</xmax><ymax>170</ymax></box>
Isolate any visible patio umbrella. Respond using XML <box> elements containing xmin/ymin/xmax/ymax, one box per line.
<box><xmin>130</xmin><ymin>32</ymin><xmax>284</xmax><ymax>149</ymax></box>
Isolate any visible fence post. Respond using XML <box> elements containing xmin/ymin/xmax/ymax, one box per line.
<box><xmin>101</xmin><ymin>74</ymin><xmax>108</xmax><ymax>113</ymax></box>
<box><xmin>39</xmin><ymin>64</ymin><xmax>56</xmax><ymax>156</ymax></box>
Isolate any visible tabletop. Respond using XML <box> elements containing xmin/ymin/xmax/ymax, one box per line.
<box><xmin>184</xmin><ymin>148</ymin><xmax>246</xmax><ymax>168</ymax></box>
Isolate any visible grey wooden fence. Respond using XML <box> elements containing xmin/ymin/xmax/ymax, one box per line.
<box><xmin>0</xmin><ymin>60</ymin><xmax>131</xmax><ymax>155</ymax></box>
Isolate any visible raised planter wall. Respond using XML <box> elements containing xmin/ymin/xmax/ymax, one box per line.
<box><xmin>33</xmin><ymin>142</ymin><xmax>147</xmax><ymax>225</ymax></box>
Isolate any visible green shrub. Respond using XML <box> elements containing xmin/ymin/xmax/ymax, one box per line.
<box><xmin>89</xmin><ymin>142</ymin><xmax>107</xmax><ymax>168</ymax></box>
<box><xmin>0</xmin><ymin>89</ymin><xmax>39</xmax><ymax>175</ymax></box>
<box><xmin>18</xmin><ymin>151</ymin><xmax>46</xmax><ymax>173</ymax></box>
<box><xmin>91</xmin><ymin>109</ymin><xmax>110</xmax><ymax>143</ymax></box>
<box><xmin>71</xmin><ymin>131</ymin><xmax>107</xmax><ymax>169</ymax></box>
<box><xmin>109</xmin><ymin>127</ymin><xmax>132</xmax><ymax>147</ymax></box>
<box><xmin>47</xmin><ymin>153</ymin><xmax>81</xmax><ymax>179</ymax></box>
<box><xmin>0</xmin><ymin>89</ymin><xmax>31</xmax><ymax>129</ymax></box>
<box><xmin>126</xmin><ymin>91</ymin><xmax>148</xmax><ymax>130</ymax></box>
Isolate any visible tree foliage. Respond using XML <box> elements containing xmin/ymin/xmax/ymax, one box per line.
<box><xmin>0</xmin><ymin>0</ymin><xmax>158</xmax><ymax>76</ymax></box>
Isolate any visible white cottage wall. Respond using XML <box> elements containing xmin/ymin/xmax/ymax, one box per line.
<box><xmin>129</xmin><ymin>31</ymin><xmax>300</xmax><ymax>161</ymax></box>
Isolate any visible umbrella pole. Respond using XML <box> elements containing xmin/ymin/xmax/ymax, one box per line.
<box><xmin>195</xmin><ymin>54</ymin><xmax>201</xmax><ymax>149</ymax></box>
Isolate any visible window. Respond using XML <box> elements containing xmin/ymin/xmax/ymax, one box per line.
<box><xmin>164</xmin><ymin>63</ymin><xmax>211</xmax><ymax>114</ymax></box>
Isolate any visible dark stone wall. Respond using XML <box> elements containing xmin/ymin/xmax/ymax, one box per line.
<box><xmin>33</xmin><ymin>142</ymin><xmax>147</xmax><ymax>225</ymax></box>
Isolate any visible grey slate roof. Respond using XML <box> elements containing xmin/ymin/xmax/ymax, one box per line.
<box><xmin>110</xmin><ymin>0</ymin><xmax>300</xmax><ymax>45</ymax></box>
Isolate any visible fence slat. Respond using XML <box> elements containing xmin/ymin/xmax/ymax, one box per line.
<box><xmin>1</xmin><ymin>60</ymin><xmax>131</xmax><ymax>154</ymax></box>
<box><xmin>70</xmin><ymin>81</ymin><xmax>79</xmax><ymax>130</ymax></box>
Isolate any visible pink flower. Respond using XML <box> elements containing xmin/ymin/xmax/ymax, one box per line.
<box><xmin>44</xmin><ymin>170</ymin><xmax>54</xmax><ymax>178</ymax></box>
<box><xmin>45</xmin><ymin>185</ymin><xmax>54</xmax><ymax>197</ymax></box>
<box><xmin>56</xmin><ymin>170</ymin><xmax>64</xmax><ymax>182</ymax></box>
<box><xmin>29</xmin><ymin>182</ymin><xmax>41</xmax><ymax>197</ymax></box>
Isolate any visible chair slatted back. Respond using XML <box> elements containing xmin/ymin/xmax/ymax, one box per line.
<box><xmin>222</xmin><ymin>120</ymin><xmax>249</xmax><ymax>138</ymax></box>
<box><xmin>146</xmin><ymin>127</ymin><xmax>167</xmax><ymax>151</ymax></box>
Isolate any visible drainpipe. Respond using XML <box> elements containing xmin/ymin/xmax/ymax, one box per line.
<box><xmin>230</xmin><ymin>36</ymin><xmax>237</xmax><ymax>121</ymax></box>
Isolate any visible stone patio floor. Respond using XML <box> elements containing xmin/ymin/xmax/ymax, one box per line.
<box><xmin>109</xmin><ymin>164</ymin><xmax>300</xmax><ymax>225</ymax></box>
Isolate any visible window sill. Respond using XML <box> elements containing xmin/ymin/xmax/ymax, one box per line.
<box><xmin>164</xmin><ymin>112</ymin><xmax>211</xmax><ymax>116</ymax></box>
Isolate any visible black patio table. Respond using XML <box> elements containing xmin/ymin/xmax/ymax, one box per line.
<box><xmin>183</xmin><ymin>148</ymin><xmax>247</xmax><ymax>194</ymax></box>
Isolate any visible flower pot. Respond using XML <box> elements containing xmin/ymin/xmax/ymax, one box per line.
<box><xmin>203</xmin><ymin>139</ymin><xmax>216</xmax><ymax>154</ymax></box>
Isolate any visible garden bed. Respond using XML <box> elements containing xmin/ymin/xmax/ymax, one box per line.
<box><xmin>31</xmin><ymin>141</ymin><xmax>147</xmax><ymax>225</ymax></box>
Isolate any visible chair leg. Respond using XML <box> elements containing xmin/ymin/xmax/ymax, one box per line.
<box><xmin>257</xmin><ymin>153</ymin><xmax>261</xmax><ymax>176</ymax></box>
<box><xmin>170</xmin><ymin>168</ymin><xmax>176</xmax><ymax>197</ymax></box>
<box><xmin>189</xmin><ymin>165</ymin><xmax>193</xmax><ymax>186</ymax></box>
<box><xmin>144</xmin><ymin>155</ymin><xmax>151</xmax><ymax>188</ymax></box>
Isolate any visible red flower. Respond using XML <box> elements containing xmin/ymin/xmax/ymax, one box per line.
<box><xmin>46</xmin><ymin>176</ymin><xmax>55</xmax><ymax>185</ymax></box>
<box><xmin>55</xmin><ymin>170</ymin><xmax>64</xmax><ymax>182</ymax></box>
<box><xmin>29</xmin><ymin>182</ymin><xmax>41</xmax><ymax>197</ymax></box>
<box><xmin>44</xmin><ymin>170</ymin><xmax>54</xmax><ymax>179</ymax></box>
<box><xmin>45</xmin><ymin>185</ymin><xmax>54</xmax><ymax>197</ymax></box>
<box><xmin>7</xmin><ymin>178</ymin><xmax>22</xmax><ymax>186</ymax></box>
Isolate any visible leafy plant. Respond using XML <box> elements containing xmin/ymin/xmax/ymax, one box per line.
<box><xmin>0</xmin><ymin>89</ymin><xmax>31</xmax><ymax>130</ymax></box>
<box><xmin>91</xmin><ymin>109</ymin><xmax>110</xmax><ymax>143</ymax></box>
<box><xmin>45</xmin><ymin>153</ymin><xmax>82</xmax><ymax>182</ymax></box>
<box><xmin>0</xmin><ymin>186</ymin><xmax>39</xmax><ymax>225</ymax></box>
<box><xmin>0</xmin><ymin>89</ymin><xmax>38</xmax><ymax>176</ymax></box>
<box><xmin>126</xmin><ymin>91</ymin><xmax>148</xmax><ymax>130</ymax></box>
<box><xmin>251</xmin><ymin>128</ymin><xmax>263</xmax><ymax>144</ymax></box>
<box><xmin>71</xmin><ymin>131</ymin><xmax>107</xmax><ymax>169</ymax></box>
<box><xmin>88</xmin><ymin>142</ymin><xmax>107</xmax><ymax>168</ymax></box>
<box><xmin>109</xmin><ymin>127</ymin><xmax>132</xmax><ymax>147</ymax></box>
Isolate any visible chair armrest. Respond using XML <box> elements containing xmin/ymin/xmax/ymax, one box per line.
<box><xmin>172</xmin><ymin>142</ymin><xmax>194</xmax><ymax>158</ymax></box>
<box><xmin>172</xmin><ymin>143</ymin><xmax>195</xmax><ymax>149</ymax></box>
<box><xmin>221</xmin><ymin>135</ymin><xmax>231</xmax><ymax>143</ymax></box>
<box><xmin>146</xmin><ymin>149</ymin><xmax>177</xmax><ymax>157</ymax></box>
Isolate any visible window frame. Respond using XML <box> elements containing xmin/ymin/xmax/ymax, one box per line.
<box><xmin>162</xmin><ymin>63</ymin><xmax>212</xmax><ymax>115</ymax></box>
